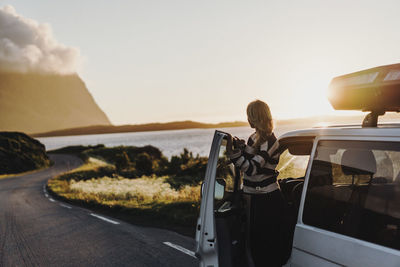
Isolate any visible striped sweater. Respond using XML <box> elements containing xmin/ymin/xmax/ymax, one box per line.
<box><xmin>229</xmin><ymin>132</ymin><xmax>281</xmax><ymax>194</ymax></box>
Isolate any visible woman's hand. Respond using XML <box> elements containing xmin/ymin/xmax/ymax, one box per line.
<box><xmin>233</xmin><ymin>137</ymin><xmax>246</xmax><ymax>150</ymax></box>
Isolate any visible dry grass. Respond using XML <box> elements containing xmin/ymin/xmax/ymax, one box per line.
<box><xmin>48</xmin><ymin>156</ymin><xmax>200</xmax><ymax>208</ymax></box>
<box><xmin>73</xmin><ymin>157</ymin><xmax>112</xmax><ymax>171</ymax></box>
<box><xmin>47</xmin><ymin>156</ymin><xmax>201</xmax><ymax>231</ymax></box>
<box><xmin>68</xmin><ymin>176</ymin><xmax>200</xmax><ymax>208</ymax></box>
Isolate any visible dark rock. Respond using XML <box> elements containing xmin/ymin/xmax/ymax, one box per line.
<box><xmin>0</xmin><ymin>132</ymin><xmax>50</xmax><ymax>174</ymax></box>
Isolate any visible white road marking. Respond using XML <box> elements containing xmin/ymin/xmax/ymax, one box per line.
<box><xmin>90</xmin><ymin>213</ymin><xmax>120</xmax><ymax>225</ymax></box>
<box><xmin>49</xmin><ymin>198</ymin><xmax>56</xmax><ymax>202</ymax></box>
<box><xmin>163</xmin><ymin>242</ymin><xmax>196</xmax><ymax>258</ymax></box>
<box><xmin>45</xmin><ymin>193</ymin><xmax>49</xmax><ymax>198</ymax></box>
<box><xmin>59</xmin><ymin>204</ymin><xmax>72</xmax><ymax>209</ymax></box>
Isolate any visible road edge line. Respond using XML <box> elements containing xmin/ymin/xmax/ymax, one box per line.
<box><xmin>90</xmin><ymin>213</ymin><xmax>120</xmax><ymax>225</ymax></box>
<box><xmin>59</xmin><ymin>203</ymin><xmax>72</xmax><ymax>209</ymax></box>
<box><xmin>163</xmin><ymin>241</ymin><xmax>196</xmax><ymax>258</ymax></box>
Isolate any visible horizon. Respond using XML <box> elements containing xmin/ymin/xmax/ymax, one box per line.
<box><xmin>33</xmin><ymin>111</ymin><xmax>400</xmax><ymax>137</ymax></box>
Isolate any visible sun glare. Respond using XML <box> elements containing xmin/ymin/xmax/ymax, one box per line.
<box><xmin>269</xmin><ymin>68</ymin><xmax>336</xmax><ymax>120</ymax></box>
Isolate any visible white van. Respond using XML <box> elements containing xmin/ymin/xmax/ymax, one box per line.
<box><xmin>195</xmin><ymin>63</ymin><xmax>400</xmax><ymax>267</ymax></box>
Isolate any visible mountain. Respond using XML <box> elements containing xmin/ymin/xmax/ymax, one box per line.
<box><xmin>0</xmin><ymin>72</ymin><xmax>111</xmax><ymax>133</ymax></box>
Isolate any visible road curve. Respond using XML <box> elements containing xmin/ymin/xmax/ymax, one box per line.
<box><xmin>0</xmin><ymin>154</ymin><xmax>198</xmax><ymax>267</ymax></box>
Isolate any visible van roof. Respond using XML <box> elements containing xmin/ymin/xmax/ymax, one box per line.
<box><xmin>279</xmin><ymin>123</ymin><xmax>400</xmax><ymax>139</ymax></box>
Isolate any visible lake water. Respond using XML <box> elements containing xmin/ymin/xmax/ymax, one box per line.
<box><xmin>37</xmin><ymin>125</ymin><xmax>300</xmax><ymax>158</ymax></box>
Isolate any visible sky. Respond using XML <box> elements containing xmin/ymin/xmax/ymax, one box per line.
<box><xmin>2</xmin><ymin>0</ymin><xmax>400</xmax><ymax>125</ymax></box>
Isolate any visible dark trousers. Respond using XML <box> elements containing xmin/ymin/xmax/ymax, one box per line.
<box><xmin>250</xmin><ymin>190</ymin><xmax>286</xmax><ymax>267</ymax></box>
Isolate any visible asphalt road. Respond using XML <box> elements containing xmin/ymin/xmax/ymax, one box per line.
<box><xmin>0</xmin><ymin>154</ymin><xmax>199</xmax><ymax>267</ymax></box>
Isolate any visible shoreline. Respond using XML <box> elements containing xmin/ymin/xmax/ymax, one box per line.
<box><xmin>30</xmin><ymin>113</ymin><xmax>393</xmax><ymax>138</ymax></box>
<box><xmin>31</xmin><ymin>121</ymin><xmax>249</xmax><ymax>138</ymax></box>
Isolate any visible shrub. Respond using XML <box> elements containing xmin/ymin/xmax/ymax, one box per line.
<box><xmin>57</xmin><ymin>166</ymin><xmax>115</xmax><ymax>181</ymax></box>
<box><xmin>135</xmin><ymin>152</ymin><xmax>153</xmax><ymax>176</ymax></box>
<box><xmin>49</xmin><ymin>144</ymin><xmax>105</xmax><ymax>155</ymax></box>
<box><xmin>115</xmin><ymin>151</ymin><xmax>131</xmax><ymax>172</ymax></box>
<box><xmin>51</xmin><ymin>145</ymin><xmax>211</xmax><ymax>188</ymax></box>
<box><xmin>164</xmin><ymin>148</ymin><xmax>208</xmax><ymax>189</ymax></box>
<box><xmin>83</xmin><ymin>145</ymin><xmax>168</xmax><ymax>176</ymax></box>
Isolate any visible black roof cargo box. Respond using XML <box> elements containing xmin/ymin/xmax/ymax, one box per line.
<box><xmin>328</xmin><ymin>63</ymin><xmax>400</xmax><ymax>112</ymax></box>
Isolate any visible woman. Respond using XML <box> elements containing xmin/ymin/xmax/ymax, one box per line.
<box><xmin>226</xmin><ymin>99</ymin><xmax>286</xmax><ymax>267</ymax></box>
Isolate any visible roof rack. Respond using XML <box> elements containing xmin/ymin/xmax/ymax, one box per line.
<box><xmin>312</xmin><ymin>121</ymin><xmax>400</xmax><ymax>129</ymax></box>
<box><xmin>362</xmin><ymin>110</ymin><xmax>386</xmax><ymax>127</ymax></box>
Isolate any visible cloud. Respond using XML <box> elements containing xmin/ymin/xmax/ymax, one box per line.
<box><xmin>0</xmin><ymin>5</ymin><xmax>82</xmax><ymax>74</ymax></box>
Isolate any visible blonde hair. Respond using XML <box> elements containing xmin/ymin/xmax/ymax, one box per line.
<box><xmin>247</xmin><ymin>100</ymin><xmax>273</xmax><ymax>148</ymax></box>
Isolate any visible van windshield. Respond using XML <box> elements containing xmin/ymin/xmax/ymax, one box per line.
<box><xmin>277</xmin><ymin>149</ymin><xmax>310</xmax><ymax>179</ymax></box>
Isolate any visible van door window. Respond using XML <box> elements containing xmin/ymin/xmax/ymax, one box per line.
<box><xmin>212</xmin><ymin>137</ymin><xmax>247</xmax><ymax>267</ymax></box>
<box><xmin>214</xmin><ymin>140</ymin><xmax>239</xmax><ymax>207</ymax></box>
<box><xmin>303</xmin><ymin>140</ymin><xmax>400</xmax><ymax>250</ymax></box>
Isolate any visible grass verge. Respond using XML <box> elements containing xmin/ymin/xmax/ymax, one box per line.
<box><xmin>47</xmin><ymin>158</ymin><xmax>200</xmax><ymax>237</ymax></box>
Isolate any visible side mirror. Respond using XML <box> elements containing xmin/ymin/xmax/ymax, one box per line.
<box><xmin>214</xmin><ymin>178</ymin><xmax>226</xmax><ymax>200</ymax></box>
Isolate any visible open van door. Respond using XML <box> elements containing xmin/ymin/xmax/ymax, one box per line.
<box><xmin>195</xmin><ymin>131</ymin><xmax>248</xmax><ymax>267</ymax></box>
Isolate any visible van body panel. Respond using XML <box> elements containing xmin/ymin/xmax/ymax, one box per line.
<box><xmin>293</xmin><ymin>224</ymin><xmax>400</xmax><ymax>267</ymax></box>
<box><xmin>290</xmin><ymin>247</ymin><xmax>341</xmax><ymax>267</ymax></box>
<box><xmin>291</xmin><ymin>134</ymin><xmax>400</xmax><ymax>266</ymax></box>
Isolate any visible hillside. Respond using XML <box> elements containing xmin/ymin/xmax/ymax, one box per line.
<box><xmin>32</xmin><ymin>112</ymin><xmax>400</xmax><ymax>138</ymax></box>
<box><xmin>0</xmin><ymin>72</ymin><xmax>111</xmax><ymax>133</ymax></box>
<box><xmin>0</xmin><ymin>132</ymin><xmax>50</xmax><ymax>175</ymax></box>
<box><xmin>32</xmin><ymin>120</ymin><xmax>249</xmax><ymax>137</ymax></box>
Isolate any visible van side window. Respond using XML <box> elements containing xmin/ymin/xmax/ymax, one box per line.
<box><xmin>303</xmin><ymin>140</ymin><xmax>400</xmax><ymax>250</ymax></box>
<box><xmin>214</xmin><ymin>140</ymin><xmax>237</xmax><ymax>203</ymax></box>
